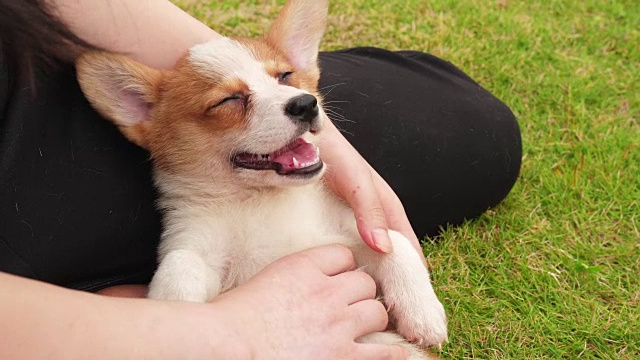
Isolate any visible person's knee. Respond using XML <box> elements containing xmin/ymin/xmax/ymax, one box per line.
<box><xmin>407</xmin><ymin>90</ymin><xmax>522</xmax><ymax>238</ymax></box>
<box><xmin>480</xmin><ymin>95</ymin><xmax>522</xmax><ymax>206</ymax></box>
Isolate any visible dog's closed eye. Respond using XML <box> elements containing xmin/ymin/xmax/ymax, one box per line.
<box><xmin>277</xmin><ymin>71</ymin><xmax>293</xmax><ymax>85</ymax></box>
<box><xmin>208</xmin><ymin>93</ymin><xmax>246</xmax><ymax>111</ymax></box>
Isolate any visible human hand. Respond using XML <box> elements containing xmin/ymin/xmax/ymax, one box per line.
<box><xmin>100</xmin><ymin>245</ymin><xmax>408</xmax><ymax>359</ymax></box>
<box><xmin>213</xmin><ymin>244</ymin><xmax>409</xmax><ymax>359</ymax></box>
<box><xmin>320</xmin><ymin>121</ymin><xmax>427</xmax><ymax>263</ymax></box>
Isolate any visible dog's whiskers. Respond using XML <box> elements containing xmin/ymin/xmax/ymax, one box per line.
<box><xmin>324</xmin><ymin>110</ymin><xmax>354</xmax><ymax>124</ymax></box>
<box><xmin>323</xmin><ymin>100</ymin><xmax>350</xmax><ymax>105</ymax></box>
<box><xmin>323</xmin><ymin>105</ymin><xmax>355</xmax><ymax>124</ymax></box>
<box><xmin>318</xmin><ymin>82</ymin><xmax>346</xmax><ymax>98</ymax></box>
<box><xmin>330</xmin><ymin>122</ymin><xmax>354</xmax><ymax>137</ymax></box>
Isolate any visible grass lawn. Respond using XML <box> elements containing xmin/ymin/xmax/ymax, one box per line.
<box><xmin>174</xmin><ymin>1</ymin><xmax>639</xmax><ymax>358</ymax></box>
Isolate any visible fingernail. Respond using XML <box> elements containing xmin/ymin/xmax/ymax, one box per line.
<box><xmin>371</xmin><ymin>228</ymin><xmax>393</xmax><ymax>254</ymax></box>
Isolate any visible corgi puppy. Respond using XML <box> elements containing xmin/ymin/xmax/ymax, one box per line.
<box><xmin>76</xmin><ymin>0</ymin><xmax>447</xmax><ymax>357</ymax></box>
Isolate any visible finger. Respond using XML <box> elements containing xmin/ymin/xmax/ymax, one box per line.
<box><xmin>320</xmin><ymin>124</ymin><xmax>392</xmax><ymax>254</ymax></box>
<box><xmin>355</xmin><ymin>343</ymin><xmax>410</xmax><ymax>360</ymax></box>
<box><xmin>294</xmin><ymin>244</ymin><xmax>357</xmax><ymax>276</ymax></box>
<box><xmin>348</xmin><ymin>299</ymin><xmax>389</xmax><ymax>337</ymax></box>
<box><xmin>369</xmin><ymin>165</ymin><xmax>419</xmax><ymax>244</ymax></box>
<box><xmin>330</xmin><ymin>158</ymin><xmax>393</xmax><ymax>254</ymax></box>
<box><xmin>331</xmin><ymin>270</ymin><xmax>377</xmax><ymax>305</ymax></box>
<box><xmin>369</xmin><ymin>166</ymin><xmax>427</xmax><ymax>267</ymax></box>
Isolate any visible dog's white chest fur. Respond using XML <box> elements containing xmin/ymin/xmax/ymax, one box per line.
<box><xmin>155</xmin><ymin>183</ymin><xmax>357</xmax><ymax>291</ymax></box>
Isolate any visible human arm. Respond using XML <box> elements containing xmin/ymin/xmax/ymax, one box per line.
<box><xmin>0</xmin><ymin>271</ymin><xmax>240</xmax><ymax>359</ymax></box>
<box><xmin>0</xmin><ymin>245</ymin><xmax>408</xmax><ymax>359</ymax></box>
<box><xmin>49</xmin><ymin>0</ymin><xmax>221</xmax><ymax>69</ymax></box>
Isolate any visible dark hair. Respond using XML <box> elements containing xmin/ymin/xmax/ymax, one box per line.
<box><xmin>0</xmin><ymin>0</ymin><xmax>99</xmax><ymax>86</ymax></box>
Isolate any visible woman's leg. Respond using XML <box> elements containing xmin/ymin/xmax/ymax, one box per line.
<box><xmin>318</xmin><ymin>48</ymin><xmax>522</xmax><ymax>237</ymax></box>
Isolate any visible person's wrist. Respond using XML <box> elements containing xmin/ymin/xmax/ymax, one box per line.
<box><xmin>163</xmin><ymin>299</ymin><xmax>251</xmax><ymax>359</ymax></box>
<box><xmin>114</xmin><ymin>298</ymin><xmax>219</xmax><ymax>359</ymax></box>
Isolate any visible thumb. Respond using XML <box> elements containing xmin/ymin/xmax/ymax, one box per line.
<box><xmin>347</xmin><ymin>177</ymin><xmax>393</xmax><ymax>254</ymax></box>
<box><xmin>319</xmin><ymin>124</ymin><xmax>393</xmax><ymax>253</ymax></box>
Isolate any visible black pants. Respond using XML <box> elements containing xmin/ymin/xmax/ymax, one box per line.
<box><xmin>0</xmin><ymin>48</ymin><xmax>521</xmax><ymax>291</ymax></box>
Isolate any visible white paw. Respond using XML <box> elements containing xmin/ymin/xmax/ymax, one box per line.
<box><xmin>147</xmin><ymin>278</ymin><xmax>209</xmax><ymax>302</ymax></box>
<box><xmin>379</xmin><ymin>230</ymin><xmax>449</xmax><ymax>347</ymax></box>
<box><xmin>392</xmin><ymin>292</ymin><xmax>448</xmax><ymax>347</ymax></box>
<box><xmin>147</xmin><ymin>249</ymin><xmax>219</xmax><ymax>303</ymax></box>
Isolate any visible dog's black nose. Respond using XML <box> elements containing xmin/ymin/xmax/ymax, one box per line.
<box><xmin>285</xmin><ymin>94</ymin><xmax>318</xmax><ymax>123</ymax></box>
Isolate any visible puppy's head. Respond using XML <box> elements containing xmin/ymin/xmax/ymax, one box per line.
<box><xmin>76</xmin><ymin>0</ymin><xmax>329</xmax><ymax>190</ymax></box>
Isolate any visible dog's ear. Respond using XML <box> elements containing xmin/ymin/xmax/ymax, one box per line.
<box><xmin>76</xmin><ymin>52</ymin><xmax>163</xmax><ymax>149</ymax></box>
<box><xmin>266</xmin><ymin>0</ymin><xmax>328</xmax><ymax>73</ymax></box>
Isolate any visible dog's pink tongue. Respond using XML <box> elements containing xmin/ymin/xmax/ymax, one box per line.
<box><xmin>271</xmin><ymin>138</ymin><xmax>318</xmax><ymax>169</ymax></box>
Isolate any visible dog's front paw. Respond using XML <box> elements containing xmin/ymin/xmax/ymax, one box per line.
<box><xmin>392</xmin><ymin>292</ymin><xmax>448</xmax><ymax>347</ymax></box>
<box><xmin>147</xmin><ymin>279</ymin><xmax>208</xmax><ymax>302</ymax></box>
<box><xmin>147</xmin><ymin>249</ymin><xmax>220</xmax><ymax>303</ymax></box>
<box><xmin>370</xmin><ymin>230</ymin><xmax>448</xmax><ymax>348</ymax></box>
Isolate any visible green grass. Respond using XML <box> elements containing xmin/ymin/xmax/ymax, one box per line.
<box><xmin>174</xmin><ymin>1</ymin><xmax>639</xmax><ymax>358</ymax></box>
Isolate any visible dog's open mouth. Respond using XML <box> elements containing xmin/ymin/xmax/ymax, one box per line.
<box><xmin>232</xmin><ymin>137</ymin><xmax>323</xmax><ymax>176</ymax></box>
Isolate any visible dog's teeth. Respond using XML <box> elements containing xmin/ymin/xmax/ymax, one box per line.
<box><xmin>316</xmin><ymin>147</ymin><xmax>320</xmax><ymax>158</ymax></box>
<box><xmin>292</xmin><ymin>157</ymin><xmax>299</xmax><ymax>168</ymax></box>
